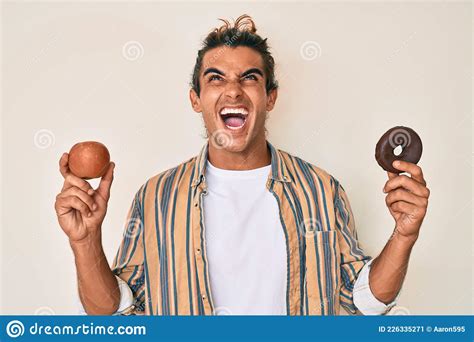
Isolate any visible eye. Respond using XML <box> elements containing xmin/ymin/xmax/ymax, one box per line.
<box><xmin>243</xmin><ymin>74</ymin><xmax>258</xmax><ymax>81</ymax></box>
<box><xmin>209</xmin><ymin>74</ymin><xmax>223</xmax><ymax>82</ymax></box>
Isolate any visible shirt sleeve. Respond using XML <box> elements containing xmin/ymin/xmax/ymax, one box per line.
<box><xmin>352</xmin><ymin>259</ymin><xmax>400</xmax><ymax>315</ymax></box>
<box><xmin>76</xmin><ymin>276</ymin><xmax>134</xmax><ymax>315</ymax></box>
<box><xmin>110</xmin><ymin>185</ymin><xmax>147</xmax><ymax>314</ymax></box>
<box><xmin>332</xmin><ymin>178</ymin><xmax>372</xmax><ymax>314</ymax></box>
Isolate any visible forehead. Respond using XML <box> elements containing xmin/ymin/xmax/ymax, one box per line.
<box><xmin>201</xmin><ymin>46</ymin><xmax>264</xmax><ymax>75</ymax></box>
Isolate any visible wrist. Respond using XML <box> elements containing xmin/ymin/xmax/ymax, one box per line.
<box><xmin>70</xmin><ymin>230</ymin><xmax>102</xmax><ymax>254</ymax></box>
<box><xmin>392</xmin><ymin>228</ymin><xmax>418</xmax><ymax>246</ymax></box>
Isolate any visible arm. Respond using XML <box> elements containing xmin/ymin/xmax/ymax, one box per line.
<box><xmin>74</xmin><ymin>186</ymin><xmax>146</xmax><ymax>316</ymax></box>
<box><xmin>75</xmin><ymin>186</ymin><xmax>147</xmax><ymax>315</ymax></box>
<box><xmin>353</xmin><ymin>258</ymin><xmax>400</xmax><ymax>315</ymax></box>
<box><xmin>54</xmin><ymin>153</ymin><xmax>120</xmax><ymax>315</ymax></box>
<box><xmin>369</xmin><ymin>160</ymin><xmax>430</xmax><ymax>304</ymax></box>
<box><xmin>71</xmin><ymin>233</ymin><xmax>121</xmax><ymax>315</ymax></box>
<box><xmin>77</xmin><ymin>275</ymin><xmax>134</xmax><ymax>315</ymax></box>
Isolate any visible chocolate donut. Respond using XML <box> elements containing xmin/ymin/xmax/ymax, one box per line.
<box><xmin>375</xmin><ymin>126</ymin><xmax>422</xmax><ymax>173</ymax></box>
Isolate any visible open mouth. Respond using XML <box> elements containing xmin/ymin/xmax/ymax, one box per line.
<box><xmin>219</xmin><ymin>107</ymin><xmax>249</xmax><ymax>130</ymax></box>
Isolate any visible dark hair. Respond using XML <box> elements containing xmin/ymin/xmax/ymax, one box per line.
<box><xmin>190</xmin><ymin>14</ymin><xmax>278</xmax><ymax>97</ymax></box>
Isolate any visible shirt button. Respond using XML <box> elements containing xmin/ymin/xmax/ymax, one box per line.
<box><xmin>196</xmin><ymin>248</ymin><xmax>201</xmax><ymax>255</ymax></box>
<box><xmin>194</xmin><ymin>202</ymin><xmax>198</xmax><ymax>207</ymax></box>
<box><xmin>202</xmin><ymin>295</ymin><xmax>206</xmax><ymax>301</ymax></box>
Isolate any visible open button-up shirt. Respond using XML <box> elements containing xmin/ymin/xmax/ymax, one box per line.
<box><xmin>111</xmin><ymin>141</ymin><xmax>372</xmax><ymax>315</ymax></box>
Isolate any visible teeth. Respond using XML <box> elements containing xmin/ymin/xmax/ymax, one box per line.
<box><xmin>219</xmin><ymin>107</ymin><xmax>248</xmax><ymax>130</ymax></box>
<box><xmin>226</xmin><ymin>124</ymin><xmax>244</xmax><ymax>130</ymax></box>
<box><xmin>219</xmin><ymin>107</ymin><xmax>249</xmax><ymax>115</ymax></box>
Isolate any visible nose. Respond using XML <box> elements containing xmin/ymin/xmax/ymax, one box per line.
<box><xmin>224</xmin><ymin>80</ymin><xmax>243</xmax><ymax>100</ymax></box>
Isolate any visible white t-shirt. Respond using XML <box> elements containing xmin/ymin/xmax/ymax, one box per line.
<box><xmin>203</xmin><ymin>161</ymin><xmax>287</xmax><ymax>315</ymax></box>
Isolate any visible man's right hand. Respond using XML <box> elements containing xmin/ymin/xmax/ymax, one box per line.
<box><xmin>54</xmin><ymin>152</ymin><xmax>115</xmax><ymax>243</ymax></box>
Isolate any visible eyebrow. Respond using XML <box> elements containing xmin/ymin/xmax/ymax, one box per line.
<box><xmin>203</xmin><ymin>67</ymin><xmax>264</xmax><ymax>78</ymax></box>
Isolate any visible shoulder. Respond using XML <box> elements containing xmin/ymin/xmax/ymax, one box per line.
<box><xmin>277</xmin><ymin>148</ymin><xmax>342</xmax><ymax>196</ymax></box>
<box><xmin>277</xmin><ymin>148</ymin><xmax>336</xmax><ymax>183</ymax></box>
<box><xmin>134</xmin><ymin>155</ymin><xmax>198</xmax><ymax>206</ymax></box>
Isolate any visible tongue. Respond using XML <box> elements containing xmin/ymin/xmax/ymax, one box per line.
<box><xmin>224</xmin><ymin>116</ymin><xmax>244</xmax><ymax>128</ymax></box>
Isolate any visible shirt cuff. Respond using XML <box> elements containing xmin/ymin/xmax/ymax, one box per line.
<box><xmin>77</xmin><ymin>275</ymin><xmax>134</xmax><ymax>315</ymax></box>
<box><xmin>352</xmin><ymin>259</ymin><xmax>400</xmax><ymax>315</ymax></box>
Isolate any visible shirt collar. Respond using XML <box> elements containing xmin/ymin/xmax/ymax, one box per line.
<box><xmin>191</xmin><ymin>140</ymin><xmax>292</xmax><ymax>188</ymax></box>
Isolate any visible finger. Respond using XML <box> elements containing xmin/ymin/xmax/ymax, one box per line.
<box><xmin>391</xmin><ymin>160</ymin><xmax>426</xmax><ymax>186</ymax></box>
<box><xmin>62</xmin><ymin>174</ymin><xmax>95</xmax><ymax>195</ymax></box>
<box><xmin>387</xmin><ymin>171</ymin><xmax>397</xmax><ymax>180</ymax></box>
<box><xmin>385</xmin><ymin>188</ymin><xmax>428</xmax><ymax>208</ymax></box>
<box><xmin>390</xmin><ymin>200</ymin><xmax>418</xmax><ymax>214</ymax></box>
<box><xmin>59</xmin><ymin>153</ymin><xmax>70</xmax><ymax>178</ymax></box>
<box><xmin>58</xmin><ymin>186</ymin><xmax>97</xmax><ymax>212</ymax></box>
<box><xmin>96</xmin><ymin>162</ymin><xmax>115</xmax><ymax>202</ymax></box>
<box><xmin>384</xmin><ymin>175</ymin><xmax>430</xmax><ymax>198</ymax></box>
<box><xmin>56</xmin><ymin>196</ymin><xmax>92</xmax><ymax>218</ymax></box>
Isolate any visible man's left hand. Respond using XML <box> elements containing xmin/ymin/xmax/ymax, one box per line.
<box><xmin>383</xmin><ymin>160</ymin><xmax>430</xmax><ymax>240</ymax></box>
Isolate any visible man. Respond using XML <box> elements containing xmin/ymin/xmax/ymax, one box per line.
<box><xmin>54</xmin><ymin>15</ymin><xmax>430</xmax><ymax>316</ymax></box>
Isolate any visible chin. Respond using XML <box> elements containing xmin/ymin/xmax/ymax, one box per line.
<box><xmin>209</xmin><ymin>133</ymin><xmax>249</xmax><ymax>153</ymax></box>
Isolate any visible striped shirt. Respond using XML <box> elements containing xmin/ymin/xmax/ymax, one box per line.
<box><xmin>111</xmin><ymin>141</ymin><xmax>372</xmax><ymax>315</ymax></box>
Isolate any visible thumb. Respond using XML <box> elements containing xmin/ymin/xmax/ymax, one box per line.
<box><xmin>97</xmin><ymin>162</ymin><xmax>115</xmax><ymax>202</ymax></box>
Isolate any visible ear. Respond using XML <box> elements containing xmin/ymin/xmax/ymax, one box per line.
<box><xmin>266</xmin><ymin>88</ymin><xmax>278</xmax><ymax>112</ymax></box>
<box><xmin>189</xmin><ymin>88</ymin><xmax>202</xmax><ymax>113</ymax></box>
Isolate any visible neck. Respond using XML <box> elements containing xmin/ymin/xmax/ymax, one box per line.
<box><xmin>207</xmin><ymin>136</ymin><xmax>271</xmax><ymax>171</ymax></box>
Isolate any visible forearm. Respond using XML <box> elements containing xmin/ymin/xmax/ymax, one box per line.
<box><xmin>70</xmin><ymin>231</ymin><xmax>120</xmax><ymax>315</ymax></box>
<box><xmin>369</xmin><ymin>229</ymin><xmax>418</xmax><ymax>304</ymax></box>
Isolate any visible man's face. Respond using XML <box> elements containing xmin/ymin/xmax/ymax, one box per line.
<box><xmin>190</xmin><ymin>46</ymin><xmax>277</xmax><ymax>153</ymax></box>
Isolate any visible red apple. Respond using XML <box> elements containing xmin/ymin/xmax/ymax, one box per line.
<box><xmin>68</xmin><ymin>141</ymin><xmax>110</xmax><ymax>179</ymax></box>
